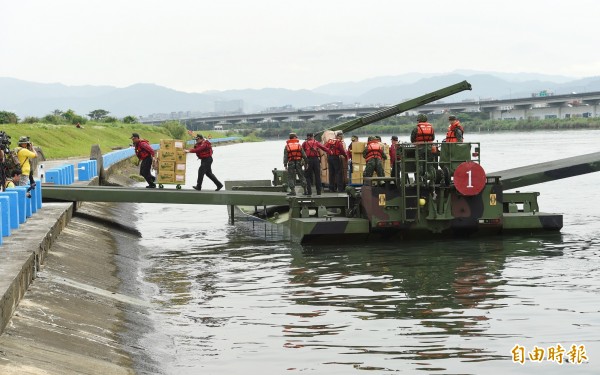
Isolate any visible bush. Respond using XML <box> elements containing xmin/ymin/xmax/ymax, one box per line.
<box><xmin>22</xmin><ymin>116</ymin><xmax>40</xmax><ymax>124</ymax></box>
<box><xmin>0</xmin><ymin>111</ymin><xmax>19</xmax><ymax>124</ymax></box>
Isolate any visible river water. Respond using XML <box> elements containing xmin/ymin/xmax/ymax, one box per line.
<box><xmin>128</xmin><ymin>129</ymin><xmax>600</xmax><ymax>374</ymax></box>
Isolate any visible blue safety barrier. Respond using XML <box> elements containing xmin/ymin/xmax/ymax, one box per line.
<box><xmin>34</xmin><ymin>179</ymin><xmax>42</xmax><ymax>211</ymax></box>
<box><xmin>13</xmin><ymin>187</ymin><xmax>32</xmax><ymax>219</ymax></box>
<box><xmin>78</xmin><ymin>160</ymin><xmax>93</xmax><ymax>181</ymax></box>
<box><xmin>185</xmin><ymin>137</ymin><xmax>240</xmax><ymax>146</ymax></box>
<box><xmin>0</xmin><ymin>191</ymin><xmax>19</xmax><ymax>230</ymax></box>
<box><xmin>0</xmin><ymin>196</ymin><xmax>10</xmax><ymax>237</ymax></box>
<box><xmin>102</xmin><ymin>144</ymin><xmax>158</xmax><ymax>169</ymax></box>
<box><xmin>6</xmin><ymin>187</ymin><xmax>26</xmax><ymax>224</ymax></box>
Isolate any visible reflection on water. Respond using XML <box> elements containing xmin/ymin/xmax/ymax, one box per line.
<box><xmin>131</xmin><ymin>131</ymin><xmax>600</xmax><ymax>374</ymax></box>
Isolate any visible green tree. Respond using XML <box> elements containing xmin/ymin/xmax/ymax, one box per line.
<box><xmin>42</xmin><ymin>114</ymin><xmax>65</xmax><ymax>124</ymax></box>
<box><xmin>63</xmin><ymin>109</ymin><xmax>77</xmax><ymax>123</ymax></box>
<box><xmin>0</xmin><ymin>111</ymin><xmax>19</xmax><ymax>124</ymax></box>
<box><xmin>123</xmin><ymin>115</ymin><xmax>138</xmax><ymax>124</ymax></box>
<box><xmin>161</xmin><ymin>121</ymin><xmax>187</xmax><ymax>139</ymax></box>
<box><xmin>88</xmin><ymin>109</ymin><xmax>110</xmax><ymax>121</ymax></box>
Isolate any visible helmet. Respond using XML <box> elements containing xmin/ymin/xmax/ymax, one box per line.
<box><xmin>18</xmin><ymin>136</ymin><xmax>30</xmax><ymax>144</ymax></box>
<box><xmin>448</xmin><ymin>115</ymin><xmax>457</xmax><ymax>121</ymax></box>
<box><xmin>417</xmin><ymin>114</ymin><xmax>428</xmax><ymax>122</ymax></box>
<box><xmin>289</xmin><ymin>132</ymin><xmax>298</xmax><ymax>139</ymax></box>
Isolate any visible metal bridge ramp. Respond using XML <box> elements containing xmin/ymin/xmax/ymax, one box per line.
<box><xmin>42</xmin><ymin>185</ymin><xmax>290</xmax><ymax>206</ymax></box>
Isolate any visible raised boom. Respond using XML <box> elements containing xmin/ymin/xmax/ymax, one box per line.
<box><xmin>315</xmin><ymin>80</ymin><xmax>472</xmax><ymax>138</ymax></box>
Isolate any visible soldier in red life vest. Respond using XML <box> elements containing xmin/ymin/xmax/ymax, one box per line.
<box><xmin>410</xmin><ymin>114</ymin><xmax>435</xmax><ymax>143</ymax></box>
<box><xmin>363</xmin><ymin>136</ymin><xmax>387</xmax><ymax>177</ymax></box>
<box><xmin>445</xmin><ymin>115</ymin><xmax>464</xmax><ymax>142</ymax></box>
<box><xmin>284</xmin><ymin>132</ymin><xmax>308</xmax><ymax>196</ymax></box>
<box><xmin>185</xmin><ymin>134</ymin><xmax>223</xmax><ymax>191</ymax></box>
<box><xmin>130</xmin><ymin>132</ymin><xmax>156</xmax><ymax>188</ymax></box>
<box><xmin>302</xmin><ymin>132</ymin><xmax>330</xmax><ymax>196</ymax></box>
<box><xmin>410</xmin><ymin>114</ymin><xmax>436</xmax><ymax>182</ymax></box>
<box><xmin>326</xmin><ymin>131</ymin><xmax>347</xmax><ymax>192</ymax></box>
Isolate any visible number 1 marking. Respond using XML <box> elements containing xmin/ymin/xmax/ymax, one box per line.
<box><xmin>467</xmin><ymin>170</ymin><xmax>473</xmax><ymax>188</ymax></box>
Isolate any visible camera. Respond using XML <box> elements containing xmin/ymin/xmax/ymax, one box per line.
<box><xmin>0</xmin><ymin>131</ymin><xmax>11</xmax><ymax>153</ymax></box>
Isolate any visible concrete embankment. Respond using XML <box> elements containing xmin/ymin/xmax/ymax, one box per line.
<box><xmin>0</xmin><ymin>159</ymin><xmax>159</xmax><ymax>374</ymax></box>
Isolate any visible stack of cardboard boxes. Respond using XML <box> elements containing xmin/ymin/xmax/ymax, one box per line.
<box><xmin>157</xmin><ymin>139</ymin><xmax>187</xmax><ymax>185</ymax></box>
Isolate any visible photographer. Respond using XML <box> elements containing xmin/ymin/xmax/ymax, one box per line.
<box><xmin>16</xmin><ymin>136</ymin><xmax>37</xmax><ymax>187</ymax></box>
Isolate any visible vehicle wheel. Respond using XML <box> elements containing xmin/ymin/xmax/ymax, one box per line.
<box><xmin>176</xmin><ymin>185</ymin><xmax>181</xmax><ymax>190</ymax></box>
<box><xmin>159</xmin><ymin>184</ymin><xmax>164</xmax><ymax>189</ymax></box>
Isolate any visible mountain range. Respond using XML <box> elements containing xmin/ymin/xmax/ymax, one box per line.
<box><xmin>2</xmin><ymin>70</ymin><xmax>600</xmax><ymax>119</ymax></box>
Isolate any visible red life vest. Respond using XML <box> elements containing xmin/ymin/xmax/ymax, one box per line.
<box><xmin>303</xmin><ymin>139</ymin><xmax>321</xmax><ymax>157</ymax></box>
<box><xmin>365</xmin><ymin>142</ymin><xmax>383</xmax><ymax>161</ymax></box>
<box><xmin>197</xmin><ymin>140</ymin><xmax>213</xmax><ymax>158</ymax></box>
<box><xmin>135</xmin><ymin>139</ymin><xmax>154</xmax><ymax>160</ymax></box>
<box><xmin>445</xmin><ymin>121</ymin><xmax>464</xmax><ymax>143</ymax></box>
<box><xmin>327</xmin><ymin>139</ymin><xmax>343</xmax><ymax>156</ymax></box>
<box><xmin>286</xmin><ymin>139</ymin><xmax>303</xmax><ymax>161</ymax></box>
<box><xmin>415</xmin><ymin>122</ymin><xmax>435</xmax><ymax>143</ymax></box>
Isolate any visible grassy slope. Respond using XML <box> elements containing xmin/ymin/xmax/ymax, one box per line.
<box><xmin>3</xmin><ymin>123</ymin><xmax>192</xmax><ymax>159</ymax></box>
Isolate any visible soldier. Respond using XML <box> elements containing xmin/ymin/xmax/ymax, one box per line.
<box><xmin>410</xmin><ymin>114</ymin><xmax>436</xmax><ymax>182</ymax></box>
<box><xmin>130</xmin><ymin>133</ymin><xmax>156</xmax><ymax>188</ymax></box>
<box><xmin>302</xmin><ymin>132</ymin><xmax>330</xmax><ymax>196</ymax></box>
<box><xmin>389</xmin><ymin>135</ymin><xmax>399</xmax><ymax>178</ymax></box>
<box><xmin>445</xmin><ymin>115</ymin><xmax>464</xmax><ymax>142</ymax></box>
<box><xmin>410</xmin><ymin>114</ymin><xmax>435</xmax><ymax>143</ymax></box>
<box><xmin>186</xmin><ymin>134</ymin><xmax>223</xmax><ymax>191</ymax></box>
<box><xmin>363</xmin><ymin>136</ymin><xmax>387</xmax><ymax>178</ymax></box>
<box><xmin>325</xmin><ymin>131</ymin><xmax>347</xmax><ymax>192</ymax></box>
<box><xmin>284</xmin><ymin>132</ymin><xmax>308</xmax><ymax>196</ymax></box>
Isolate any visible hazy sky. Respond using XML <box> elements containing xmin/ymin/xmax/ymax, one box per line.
<box><xmin>2</xmin><ymin>0</ymin><xmax>599</xmax><ymax>93</ymax></box>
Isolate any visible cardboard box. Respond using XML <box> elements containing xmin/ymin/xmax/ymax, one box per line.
<box><xmin>351</xmin><ymin>141</ymin><xmax>365</xmax><ymax>154</ymax></box>
<box><xmin>160</xmin><ymin>139</ymin><xmax>175</xmax><ymax>151</ymax></box>
<box><xmin>157</xmin><ymin>171</ymin><xmax>175</xmax><ymax>183</ymax></box>
<box><xmin>173</xmin><ymin>140</ymin><xmax>185</xmax><ymax>149</ymax></box>
<box><xmin>159</xmin><ymin>149</ymin><xmax>176</xmax><ymax>162</ymax></box>
<box><xmin>175</xmin><ymin>152</ymin><xmax>187</xmax><ymax>163</ymax></box>
<box><xmin>159</xmin><ymin>161</ymin><xmax>175</xmax><ymax>172</ymax></box>
<box><xmin>174</xmin><ymin>173</ymin><xmax>186</xmax><ymax>183</ymax></box>
<box><xmin>175</xmin><ymin>163</ymin><xmax>186</xmax><ymax>172</ymax></box>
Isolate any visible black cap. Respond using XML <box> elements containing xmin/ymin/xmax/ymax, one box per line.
<box><xmin>130</xmin><ymin>133</ymin><xmax>140</xmax><ymax>139</ymax></box>
<box><xmin>448</xmin><ymin>115</ymin><xmax>457</xmax><ymax>121</ymax></box>
<box><xmin>306</xmin><ymin>132</ymin><xmax>314</xmax><ymax>137</ymax></box>
<box><xmin>195</xmin><ymin>134</ymin><xmax>204</xmax><ymax>139</ymax></box>
<box><xmin>391</xmin><ymin>135</ymin><xmax>398</xmax><ymax>141</ymax></box>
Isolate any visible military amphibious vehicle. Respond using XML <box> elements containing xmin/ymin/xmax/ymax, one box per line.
<box><xmin>226</xmin><ymin>81</ymin><xmax>600</xmax><ymax>243</ymax></box>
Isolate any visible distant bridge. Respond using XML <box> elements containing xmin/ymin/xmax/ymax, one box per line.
<box><xmin>141</xmin><ymin>91</ymin><xmax>600</xmax><ymax>127</ymax></box>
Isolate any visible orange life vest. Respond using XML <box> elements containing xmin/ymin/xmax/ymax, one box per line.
<box><xmin>445</xmin><ymin>121</ymin><xmax>464</xmax><ymax>143</ymax></box>
<box><xmin>286</xmin><ymin>139</ymin><xmax>303</xmax><ymax>161</ymax></box>
<box><xmin>415</xmin><ymin>122</ymin><xmax>435</xmax><ymax>143</ymax></box>
<box><xmin>365</xmin><ymin>142</ymin><xmax>383</xmax><ymax>161</ymax></box>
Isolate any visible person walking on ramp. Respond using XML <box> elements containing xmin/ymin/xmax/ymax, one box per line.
<box><xmin>186</xmin><ymin>134</ymin><xmax>223</xmax><ymax>191</ymax></box>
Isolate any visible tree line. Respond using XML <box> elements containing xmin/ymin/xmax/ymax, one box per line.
<box><xmin>0</xmin><ymin>109</ymin><xmax>138</xmax><ymax>125</ymax></box>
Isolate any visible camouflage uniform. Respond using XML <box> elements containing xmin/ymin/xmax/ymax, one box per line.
<box><xmin>284</xmin><ymin>136</ymin><xmax>308</xmax><ymax>195</ymax></box>
<box><xmin>362</xmin><ymin>140</ymin><xmax>387</xmax><ymax>177</ymax></box>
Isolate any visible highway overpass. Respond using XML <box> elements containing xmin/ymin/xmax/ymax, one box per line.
<box><xmin>141</xmin><ymin>91</ymin><xmax>600</xmax><ymax>127</ymax></box>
